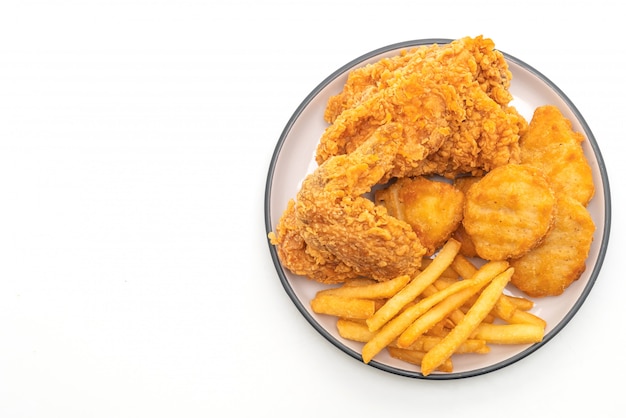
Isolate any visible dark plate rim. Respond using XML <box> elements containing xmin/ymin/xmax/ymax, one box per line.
<box><xmin>264</xmin><ymin>38</ymin><xmax>612</xmax><ymax>380</ymax></box>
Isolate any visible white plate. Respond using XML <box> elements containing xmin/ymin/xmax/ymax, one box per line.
<box><xmin>264</xmin><ymin>39</ymin><xmax>611</xmax><ymax>379</ymax></box>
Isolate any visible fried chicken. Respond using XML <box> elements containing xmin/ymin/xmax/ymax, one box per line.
<box><xmin>268</xmin><ymin>199</ymin><xmax>357</xmax><ymax>284</ymax></box>
<box><xmin>324</xmin><ymin>43</ymin><xmax>442</xmax><ymax>124</ymax></box>
<box><xmin>296</xmin><ymin>123</ymin><xmax>427</xmax><ymax>281</ymax></box>
<box><xmin>284</xmin><ymin>123</ymin><xmax>426</xmax><ymax>283</ymax></box>
<box><xmin>317</xmin><ymin>36</ymin><xmax>528</xmax><ymax>179</ymax></box>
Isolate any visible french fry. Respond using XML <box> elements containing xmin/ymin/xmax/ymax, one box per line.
<box><xmin>361</xmin><ymin>274</ymin><xmax>483</xmax><ymax>363</ymax></box>
<box><xmin>424</xmin><ymin>282</ymin><xmax>467</xmax><ymax>325</ymax></box>
<box><xmin>490</xmin><ymin>293</ymin><xmax>546</xmax><ymax>327</ymax></box>
<box><xmin>471</xmin><ymin>323</ymin><xmax>544</xmax><ymax>344</ymax></box>
<box><xmin>361</xmin><ymin>261</ymin><xmax>506</xmax><ymax>363</ymax></box>
<box><xmin>450</xmin><ymin>253</ymin><xmax>479</xmax><ymax>280</ymax></box>
<box><xmin>318</xmin><ymin>274</ymin><xmax>411</xmax><ymax>299</ymax></box>
<box><xmin>407</xmin><ymin>335</ymin><xmax>490</xmax><ymax>354</ymax></box>
<box><xmin>503</xmin><ymin>295</ymin><xmax>535</xmax><ymax>311</ymax></box>
<box><xmin>425</xmin><ymin>320</ymin><xmax>453</xmax><ymax>338</ymax></box>
<box><xmin>337</xmin><ymin>319</ymin><xmax>490</xmax><ymax>355</ymax></box>
<box><xmin>366</xmin><ymin>239</ymin><xmax>462</xmax><ymax>332</ymax></box>
<box><xmin>420</xmin><ymin>267</ymin><xmax>514</xmax><ymax>376</ymax></box>
<box><xmin>394</xmin><ymin>285</ymin><xmax>479</xmax><ymax>349</ymax></box>
<box><xmin>421</xmin><ymin>257</ymin><xmax>459</xmax><ymax>279</ymax></box>
<box><xmin>397</xmin><ymin>261</ymin><xmax>509</xmax><ymax>348</ymax></box>
<box><xmin>336</xmin><ymin>318</ymin><xmax>376</xmax><ymax>342</ymax></box>
<box><xmin>491</xmin><ymin>295</ymin><xmax>519</xmax><ymax>322</ymax></box>
<box><xmin>387</xmin><ymin>347</ymin><xmax>454</xmax><ymax>373</ymax></box>
<box><xmin>451</xmin><ymin>253</ymin><xmax>543</xmax><ymax>325</ymax></box>
<box><xmin>310</xmin><ymin>294</ymin><xmax>375</xmax><ymax>319</ymax></box>
<box><xmin>506</xmin><ymin>309</ymin><xmax>547</xmax><ymax>328</ymax></box>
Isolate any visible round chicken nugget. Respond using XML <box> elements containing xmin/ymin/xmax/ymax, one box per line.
<box><xmin>510</xmin><ymin>196</ymin><xmax>595</xmax><ymax>297</ymax></box>
<box><xmin>462</xmin><ymin>164</ymin><xmax>556</xmax><ymax>261</ymax></box>
<box><xmin>375</xmin><ymin>176</ymin><xmax>464</xmax><ymax>256</ymax></box>
<box><xmin>451</xmin><ymin>176</ymin><xmax>482</xmax><ymax>258</ymax></box>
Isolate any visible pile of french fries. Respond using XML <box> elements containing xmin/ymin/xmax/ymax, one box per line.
<box><xmin>310</xmin><ymin>239</ymin><xmax>546</xmax><ymax>376</ymax></box>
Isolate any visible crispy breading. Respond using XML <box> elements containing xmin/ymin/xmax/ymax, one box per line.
<box><xmin>295</xmin><ymin>123</ymin><xmax>427</xmax><ymax>282</ymax></box>
<box><xmin>268</xmin><ymin>199</ymin><xmax>358</xmax><ymax>284</ymax></box>
<box><xmin>462</xmin><ymin>164</ymin><xmax>556</xmax><ymax>261</ymax></box>
<box><xmin>375</xmin><ymin>176</ymin><xmax>464</xmax><ymax>256</ymax></box>
<box><xmin>317</xmin><ymin>36</ymin><xmax>527</xmax><ymax>179</ymax></box>
<box><xmin>520</xmin><ymin>105</ymin><xmax>595</xmax><ymax>205</ymax></box>
<box><xmin>324</xmin><ymin>44</ymin><xmax>443</xmax><ymax>124</ymax></box>
<box><xmin>510</xmin><ymin>196</ymin><xmax>595</xmax><ymax>297</ymax></box>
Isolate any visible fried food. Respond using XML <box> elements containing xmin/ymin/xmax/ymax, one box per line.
<box><xmin>510</xmin><ymin>196</ymin><xmax>595</xmax><ymax>297</ymax></box>
<box><xmin>375</xmin><ymin>176</ymin><xmax>464</xmax><ymax>255</ymax></box>
<box><xmin>306</xmin><ymin>238</ymin><xmax>546</xmax><ymax>374</ymax></box>
<box><xmin>317</xmin><ymin>36</ymin><xmax>528</xmax><ymax>179</ymax></box>
<box><xmin>365</xmin><ymin>239</ymin><xmax>461</xmax><ymax>333</ymax></box>
<box><xmin>324</xmin><ymin>45</ymin><xmax>439</xmax><ymax>124</ymax></box>
<box><xmin>268</xmin><ymin>36</ymin><xmax>598</xmax><ymax>374</ymax></box>
<box><xmin>317</xmin><ymin>274</ymin><xmax>411</xmax><ymax>299</ymax></box>
<box><xmin>295</xmin><ymin>123</ymin><xmax>427</xmax><ymax>282</ymax></box>
<box><xmin>310</xmin><ymin>294</ymin><xmax>376</xmax><ymax>319</ymax></box>
<box><xmin>420</xmin><ymin>267</ymin><xmax>513</xmax><ymax>376</ymax></box>
<box><xmin>520</xmin><ymin>105</ymin><xmax>595</xmax><ymax>206</ymax></box>
<box><xmin>462</xmin><ymin>164</ymin><xmax>557</xmax><ymax>261</ymax></box>
<box><xmin>268</xmin><ymin>199</ymin><xmax>360</xmax><ymax>284</ymax></box>
<box><xmin>451</xmin><ymin>176</ymin><xmax>482</xmax><ymax>257</ymax></box>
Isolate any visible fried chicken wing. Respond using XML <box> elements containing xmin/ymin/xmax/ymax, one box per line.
<box><xmin>296</xmin><ymin>123</ymin><xmax>427</xmax><ymax>282</ymax></box>
<box><xmin>317</xmin><ymin>36</ymin><xmax>528</xmax><ymax>179</ymax></box>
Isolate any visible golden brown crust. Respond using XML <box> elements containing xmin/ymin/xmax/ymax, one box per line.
<box><xmin>375</xmin><ymin>176</ymin><xmax>464</xmax><ymax>256</ymax></box>
<box><xmin>295</xmin><ymin>124</ymin><xmax>426</xmax><ymax>282</ymax></box>
<box><xmin>510</xmin><ymin>196</ymin><xmax>595</xmax><ymax>297</ymax></box>
<box><xmin>268</xmin><ymin>200</ymin><xmax>358</xmax><ymax>284</ymax></box>
<box><xmin>317</xmin><ymin>36</ymin><xmax>527</xmax><ymax>180</ymax></box>
<box><xmin>520</xmin><ymin>105</ymin><xmax>595</xmax><ymax>206</ymax></box>
<box><xmin>462</xmin><ymin>164</ymin><xmax>556</xmax><ymax>261</ymax></box>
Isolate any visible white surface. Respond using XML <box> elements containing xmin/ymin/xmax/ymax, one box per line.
<box><xmin>0</xmin><ymin>0</ymin><xmax>623</xmax><ymax>416</ymax></box>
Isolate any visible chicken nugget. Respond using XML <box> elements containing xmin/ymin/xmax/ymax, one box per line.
<box><xmin>462</xmin><ymin>164</ymin><xmax>556</xmax><ymax>261</ymax></box>
<box><xmin>510</xmin><ymin>196</ymin><xmax>595</xmax><ymax>297</ymax></box>
<box><xmin>451</xmin><ymin>176</ymin><xmax>482</xmax><ymax>257</ymax></box>
<box><xmin>375</xmin><ymin>176</ymin><xmax>464</xmax><ymax>256</ymax></box>
<box><xmin>520</xmin><ymin>105</ymin><xmax>595</xmax><ymax>205</ymax></box>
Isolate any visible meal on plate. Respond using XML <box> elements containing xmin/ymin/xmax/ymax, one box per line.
<box><xmin>267</xmin><ymin>35</ymin><xmax>596</xmax><ymax>375</ymax></box>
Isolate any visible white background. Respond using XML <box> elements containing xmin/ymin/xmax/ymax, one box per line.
<box><xmin>0</xmin><ymin>1</ymin><xmax>624</xmax><ymax>416</ymax></box>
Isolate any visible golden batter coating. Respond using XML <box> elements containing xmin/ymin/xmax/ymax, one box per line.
<box><xmin>462</xmin><ymin>164</ymin><xmax>556</xmax><ymax>261</ymax></box>
<box><xmin>520</xmin><ymin>105</ymin><xmax>595</xmax><ymax>206</ymax></box>
<box><xmin>375</xmin><ymin>176</ymin><xmax>464</xmax><ymax>256</ymax></box>
<box><xmin>510</xmin><ymin>196</ymin><xmax>595</xmax><ymax>297</ymax></box>
<box><xmin>317</xmin><ymin>36</ymin><xmax>527</xmax><ymax>180</ymax></box>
